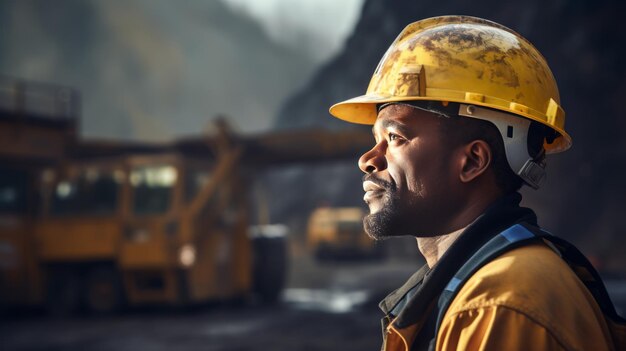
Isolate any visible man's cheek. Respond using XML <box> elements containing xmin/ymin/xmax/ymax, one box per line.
<box><xmin>386</xmin><ymin>167</ymin><xmax>403</xmax><ymax>192</ymax></box>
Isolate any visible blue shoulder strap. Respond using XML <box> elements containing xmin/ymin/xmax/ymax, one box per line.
<box><xmin>431</xmin><ymin>222</ymin><xmax>624</xmax><ymax>349</ymax></box>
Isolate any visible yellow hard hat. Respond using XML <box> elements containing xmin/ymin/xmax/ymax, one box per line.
<box><xmin>329</xmin><ymin>15</ymin><xmax>571</xmax><ymax>154</ymax></box>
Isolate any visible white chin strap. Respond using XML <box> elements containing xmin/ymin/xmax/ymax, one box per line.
<box><xmin>458</xmin><ymin>104</ymin><xmax>546</xmax><ymax>189</ymax></box>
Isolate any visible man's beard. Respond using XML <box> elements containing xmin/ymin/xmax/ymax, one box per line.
<box><xmin>363</xmin><ymin>176</ymin><xmax>409</xmax><ymax>241</ymax></box>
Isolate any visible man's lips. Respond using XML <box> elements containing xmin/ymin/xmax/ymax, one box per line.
<box><xmin>363</xmin><ymin>180</ymin><xmax>385</xmax><ymax>203</ymax></box>
<box><xmin>363</xmin><ymin>180</ymin><xmax>383</xmax><ymax>192</ymax></box>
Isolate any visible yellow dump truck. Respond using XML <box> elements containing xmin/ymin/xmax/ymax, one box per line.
<box><xmin>307</xmin><ymin>207</ymin><xmax>384</xmax><ymax>260</ymax></box>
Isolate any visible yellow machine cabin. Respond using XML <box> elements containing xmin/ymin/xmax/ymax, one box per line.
<box><xmin>33</xmin><ymin>146</ymin><xmax>286</xmax><ymax>315</ymax></box>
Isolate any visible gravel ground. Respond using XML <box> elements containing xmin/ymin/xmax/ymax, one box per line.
<box><xmin>1</xmin><ymin>305</ymin><xmax>382</xmax><ymax>351</ymax></box>
<box><xmin>6</xmin><ymin>244</ymin><xmax>621</xmax><ymax>351</ymax></box>
<box><xmin>1</xmin><ymin>252</ymin><xmax>422</xmax><ymax>351</ymax></box>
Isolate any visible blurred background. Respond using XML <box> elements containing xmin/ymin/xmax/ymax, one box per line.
<box><xmin>1</xmin><ymin>0</ymin><xmax>625</xmax><ymax>350</ymax></box>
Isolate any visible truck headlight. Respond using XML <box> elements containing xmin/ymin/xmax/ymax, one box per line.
<box><xmin>179</xmin><ymin>244</ymin><xmax>196</xmax><ymax>267</ymax></box>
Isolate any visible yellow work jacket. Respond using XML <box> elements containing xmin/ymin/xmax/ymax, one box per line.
<box><xmin>382</xmin><ymin>242</ymin><xmax>614</xmax><ymax>351</ymax></box>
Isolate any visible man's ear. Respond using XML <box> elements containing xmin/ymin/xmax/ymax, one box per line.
<box><xmin>458</xmin><ymin>140</ymin><xmax>492</xmax><ymax>183</ymax></box>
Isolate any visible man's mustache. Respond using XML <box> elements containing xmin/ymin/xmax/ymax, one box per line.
<box><xmin>362</xmin><ymin>174</ymin><xmax>393</xmax><ymax>190</ymax></box>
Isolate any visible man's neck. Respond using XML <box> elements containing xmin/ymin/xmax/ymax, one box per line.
<box><xmin>417</xmin><ymin>226</ymin><xmax>466</xmax><ymax>268</ymax></box>
<box><xmin>417</xmin><ymin>187</ymin><xmax>508</xmax><ymax>267</ymax></box>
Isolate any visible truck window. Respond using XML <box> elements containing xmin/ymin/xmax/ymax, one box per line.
<box><xmin>130</xmin><ymin>165</ymin><xmax>176</xmax><ymax>215</ymax></box>
<box><xmin>50</xmin><ymin>168</ymin><xmax>120</xmax><ymax>216</ymax></box>
<box><xmin>0</xmin><ymin>168</ymin><xmax>29</xmax><ymax>214</ymax></box>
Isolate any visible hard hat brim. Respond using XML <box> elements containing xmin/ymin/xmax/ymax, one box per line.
<box><xmin>329</xmin><ymin>94</ymin><xmax>572</xmax><ymax>154</ymax></box>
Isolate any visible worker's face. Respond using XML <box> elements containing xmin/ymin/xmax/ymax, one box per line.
<box><xmin>359</xmin><ymin>104</ymin><xmax>459</xmax><ymax>239</ymax></box>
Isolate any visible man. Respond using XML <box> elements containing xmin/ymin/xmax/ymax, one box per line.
<box><xmin>329</xmin><ymin>16</ymin><xmax>620</xmax><ymax>350</ymax></box>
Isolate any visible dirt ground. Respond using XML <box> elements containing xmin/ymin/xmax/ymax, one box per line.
<box><xmin>2</xmin><ymin>304</ymin><xmax>383</xmax><ymax>351</ymax></box>
<box><xmin>1</xmin><ymin>247</ymin><xmax>423</xmax><ymax>351</ymax></box>
<box><xmin>3</xmin><ymin>241</ymin><xmax>624</xmax><ymax>351</ymax></box>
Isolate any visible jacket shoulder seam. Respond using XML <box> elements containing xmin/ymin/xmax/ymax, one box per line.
<box><xmin>443</xmin><ymin>303</ymin><xmax>576</xmax><ymax>351</ymax></box>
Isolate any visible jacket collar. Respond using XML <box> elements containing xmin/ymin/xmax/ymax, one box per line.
<box><xmin>379</xmin><ymin>264</ymin><xmax>430</xmax><ymax>316</ymax></box>
<box><xmin>379</xmin><ymin>192</ymin><xmax>537</xmax><ymax>328</ymax></box>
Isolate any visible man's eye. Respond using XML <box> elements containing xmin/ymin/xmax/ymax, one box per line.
<box><xmin>388</xmin><ymin>133</ymin><xmax>401</xmax><ymax>141</ymax></box>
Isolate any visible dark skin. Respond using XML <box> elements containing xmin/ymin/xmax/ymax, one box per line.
<box><xmin>358</xmin><ymin>104</ymin><xmax>504</xmax><ymax>267</ymax></box>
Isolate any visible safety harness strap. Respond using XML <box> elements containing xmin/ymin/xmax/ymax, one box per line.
<box><xmin>431</xmin><ymin>223</ymin><xmax>625</xmax><ymax>350</ymax></box>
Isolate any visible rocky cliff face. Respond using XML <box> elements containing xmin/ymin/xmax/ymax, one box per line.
<box><xmin>274</xmin><ymin>0</ymin><xmax>626</xmax><ymax>269</ymax></box>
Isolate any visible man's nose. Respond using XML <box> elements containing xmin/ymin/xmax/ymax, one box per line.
<box><xmin>358</xmin><ymin>142</ymin><xmax>387</xmax><ymax>174</ymax></box>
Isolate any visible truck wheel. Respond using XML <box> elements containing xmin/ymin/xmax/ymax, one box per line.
<box><xmin>84</xmin><ymin>266</ymin><xmax>124</xmax><ymax>315</ymax></box>
<box><xmin>252</xmin><ymin>236</ymin><xmax>287</xmax><ymax>303</ymax></box>
<box><xmin>45</xmin><ymin>267</ymin><xmax>82</xmax><ymax>317</ymax></box>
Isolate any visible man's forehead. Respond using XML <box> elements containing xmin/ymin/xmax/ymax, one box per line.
<box><xmin>373</xmin><ymin>104</ymin><xmax>436</xmax><ymax>131</ymax></box>
<box><xmin>376</xmin><ymin>104</ymin><xmax>415</xmax><ymax>123</ymax></box>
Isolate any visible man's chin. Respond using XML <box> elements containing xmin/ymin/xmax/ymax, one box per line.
<box><xmin>365</xmin><ymin>201</ymin><xmax>384</xmax><ymax>214</ymax></box>
<box><xmin>363</xmin><ymin>212</ymin><xmax>395</xmax><ymax>241</ymax></box>
<box><xmin>363</xmin><ymin>191</ymin><xmax>405</xmax><ymax>240</ymax></box>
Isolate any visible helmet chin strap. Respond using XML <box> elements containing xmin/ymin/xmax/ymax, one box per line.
<box><xmin>458</xmin><ymin>104</ymin><xmax>546</xmax><ymax>190</ymax></box>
